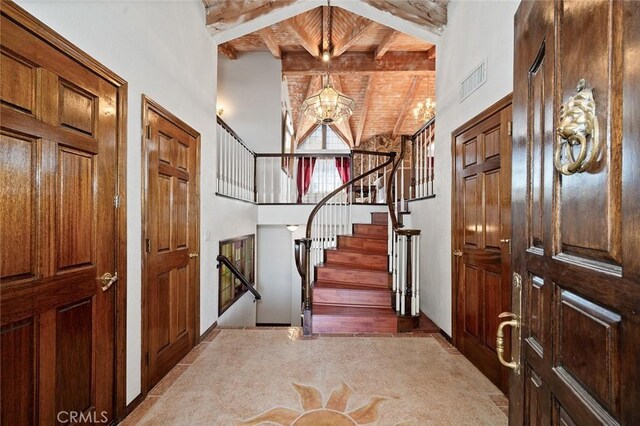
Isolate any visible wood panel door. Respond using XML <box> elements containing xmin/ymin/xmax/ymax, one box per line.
<box><xmin>511</xmin><ymin>1</ymin><xmax>640</xmax><ymax>424</ymax></box>
<box><xmin>453</xmin><ymin>96</ymin><xmax>512</xmax><ymax>394</ymax></box>
<box><xmin>0</xmin><ymin>3</ymin><xmax>126</xmax><ymax>424</ymax></box>
<box><xmin>142</xmin><ymin>97</ymin><xmax>200</xmax><ymax>391</ymax></box>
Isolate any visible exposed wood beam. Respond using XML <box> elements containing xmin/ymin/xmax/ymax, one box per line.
<box><xmin>332</xmin><ymin>17</ymin><xmax>376</xmax><ymax>58</ymax></box>
<box><xmin>258</xmin><ymin>27</ymin><xmax>281</xmax><ymax>59</ymax></box>
<box><xmin>218</xmin><ymin>42</ymin><xmax>237</xmax><ymax>59</ymax></box>
<box><xmin>392</xmin><ymin>76</ymin><xmax>422</xmax><ymax>138</ymax></box>
<box><xmin>283</xmin><ymin>18</ymin><xmax>320</xmax><ymax>58</ymax></box>
<box><xmin>322</xmin><ymin>6</ymin><xmax>330</xmax><ymax>53</ymax></box>
<box><xmin>375</xmin><ymin>29</ymin><xmax>400</xmax><ymax>59</ymax></box>
<box><xmin>296</xmin><ymin>123</ymin><xmax>320</xmax><ymax>147</ymax></box>
<box><xmin>205</xmin><ymin>0</ymin><xmax>299</xmax><ymax>33</ymax></box>
<box><xmin>282</xmin><ymin>51</ymin><xmax>435</xmax><ymax>76</ymax></box>
<box><xmin>426</xmin><ymin>45</ymin><xmax>437</xmax><ymax>59</ymax></box>
<box><xmin>355</xmin><ymin>76</ymin><xmax>374</xmax><ymax>146</ymax></box>
<box><xmin>360</xmin><ymin>0</ymin><xmax>448</xmax><ymax>33</ymax></box>
<box><xmin>330</xmin><ymin>75</ymin><xmax>354</xmax><ymax>146</ymax></box>
<box><xmin>296</xmin><ymin>75</ymin><xmax>321</xmax><ymax>141</ymax></box>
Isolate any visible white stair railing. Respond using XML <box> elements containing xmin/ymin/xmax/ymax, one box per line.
<box><xmin>216</xmin><ymin>117</ymin><xmax>255</xmax><ymax>202</ymax></box>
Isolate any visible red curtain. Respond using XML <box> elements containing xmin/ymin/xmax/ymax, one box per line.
<box><xmin>335</xmin><ymin>157</ymin><xmax>351</xmax><ymax>185</ymax></box>
<box><xmin>296</xmin><ymin>157</ymin><xmax>317</xmax><ymax>203</ymax></box>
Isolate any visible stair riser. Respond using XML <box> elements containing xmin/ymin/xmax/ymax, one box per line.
<box><xmin>370</xmin><ymin>212</ymin><xmax>388</xmax><ymax>225</ymax></box>
<box><xmin>353</xmin><ymin>224</ymin><xmax>388</xmax><ymax>239</ymax></box>
<box><xmin>325</xmin><ymin>250</ymin><xmax>388</xmax><ymax>271</ymax></box>
<box><xmin>313</xmin><ymin>288</ymin><xmax>391</xmax><ymax>308</ymax></box>
<box><xmin>316</xmin><ymin>267</ymin><xmax>389</xmax><ymax>287</ymax></box>
<box><xmin>338</xmin><ymin>236</ymin><xmax>387</xmax><ymax>253</ymax></box>
<box><xmin>313</xmin><ymin>315</ymin><xmax>397</xmax><ymax>333</ymax></box>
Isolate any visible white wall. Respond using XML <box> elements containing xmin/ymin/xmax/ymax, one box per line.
<box><xmin>405</xmin><ymin>0</ymin><xmax>520</xmax><ymax>336</ymax></box>
<box><xmin>16</xmin><ymin>0</ymin><xmax>258</xmax><ymax>404</ymax></box>
<box><xmin>256</xmin><ymin>226</ymin><xmax>294</xmax><ymax>325</ymax></box>
<box><xmin>217</xmin><ymin>53</ymin><xmax>282</xmax><ymax>152</ymax></box>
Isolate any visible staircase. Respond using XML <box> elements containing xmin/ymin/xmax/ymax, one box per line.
<box><xmin>312</xmin><ymin>212</ymin><xmax>401</xmax><ymax>333</ymax></box>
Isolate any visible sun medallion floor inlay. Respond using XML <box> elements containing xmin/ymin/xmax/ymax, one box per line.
<box><xmin>122</xmin><ymin>328</ymin><xmax>507</xmax><ymax>425</ymax></box>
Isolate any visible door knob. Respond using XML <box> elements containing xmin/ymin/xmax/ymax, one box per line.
<box><xmin>496</xmin><ymin>311</ymin><xmax>520</xmax><ymax>374</ymax></box>
<box><xmin>188</xmin><ymin>252</ymin><xmax>199</xmax><ymax>258</ymax></box>
<box><xmin>100</xmin><ymin>272</ymin><xmax>118</xmax><ymax>292</ymax></box>
<box><xmin>500</xmin><ymin>239</ymin><xmax>511</xmax><ymax>243</ymax></box>
<box><xmin>453</xmin><ymin>249</ymin><xmax>463</xmax><ymax>257</ymax></box>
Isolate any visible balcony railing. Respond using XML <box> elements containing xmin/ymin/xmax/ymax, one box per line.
<box><xmin>215</xmin><ymin>116</ymin><xmax>435</xmax><ymax>206</ymax></box>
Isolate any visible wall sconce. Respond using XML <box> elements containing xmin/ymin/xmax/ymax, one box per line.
<box><xmin>286</xmin><ymin>225</ymin><xmax>299</xmax><ymax>232</ymax></box>
<box><xmin>216</xmin><ymin>104</ymin><xmax>224</xmax><ymax>116</ymax></box>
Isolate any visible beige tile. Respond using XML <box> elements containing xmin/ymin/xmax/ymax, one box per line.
<box><xmin>148</xmin><ymin>364</ymin><xmax>189</xmax><ymax>396</ymax></box>
<box><xmin>120</xmin><ymin>396</ymin><xmax>160</xmax><ymax>425</ymax></box>
<box><xmin>122</xmin><ymin>329</ymin><xmax>506</xmax><ymax>426</ymax></box>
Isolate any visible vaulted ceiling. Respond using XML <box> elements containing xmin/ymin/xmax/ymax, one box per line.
<box><xmin>209</xmin><ymin>2</ymin><xmax>444</xmax><ymax>146</ymax></box>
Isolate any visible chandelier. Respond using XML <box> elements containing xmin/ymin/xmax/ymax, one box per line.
<box><xmin>301</xmin><ymin>77</ymin><xmax>356</xmax><ymax>125</ymax></box>
<box><xmin>300</xmin><ymin>1</ymin><xmax>356</xmax><ymax>125</ymax></box>
<box><xmin>413</xmin><ymin>98</ymin><xmax>436</xmax><ymax>123</ymax></box>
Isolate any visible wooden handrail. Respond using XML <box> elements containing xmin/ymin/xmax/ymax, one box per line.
<box><xmin>216</xmin><ymin>115</ymin><xmax>256</xmax><ymax>156</ymax></box>
<box><xmin>385</xmin><ymin>136</ymin><xmax>421</xmax><ymax>236</ymax></box>
<box><xmin>305</xmin><ymin>151</ymin><xmax>395</xmax><ymax>238</ymax></box>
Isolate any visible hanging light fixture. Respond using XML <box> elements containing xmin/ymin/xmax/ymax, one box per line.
<box><xmin>413</xmin><ymin>98</ymin><xmax>436</xmax><ymax>123</ymax></box>
<box><xmin>301</xmin><ymin>1</ymin><xmax>356</xmax><ymax>125</ymax></box>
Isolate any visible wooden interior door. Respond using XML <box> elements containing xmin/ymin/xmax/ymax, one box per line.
<box><xmin>453</xmin><ymin>97</ymin><xmax>512</xmax><ymax>393</ymax></box>
<box><xmin>143</xmin><ymin>98</ymin><xmax>200</xmax><ymax>391</ymax></box>
<box><xmin>511</xmin><ymin>1</ymin><xmax>640</xmax><ymax>423</ymax></box>
<box><xmin>0</xmin><ymin>4</ymin><xmax>123</xmax><ymax>424</ymax></box>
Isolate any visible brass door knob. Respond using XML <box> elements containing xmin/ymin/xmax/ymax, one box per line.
<box><xmin>453</xmin><ymin>249</ymin><xmax>463</xmax><ymax>257</ymax></box>
<box><xmin>188</xmin><ymin>252</ymin><xmax>199</xmax><ymax>258</ymax></box>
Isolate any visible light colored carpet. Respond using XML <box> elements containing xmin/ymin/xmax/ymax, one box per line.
<box><xmin>123</xmin><ymin>329</ymin><xmax>507</xmax><ymax>425</ymax></box>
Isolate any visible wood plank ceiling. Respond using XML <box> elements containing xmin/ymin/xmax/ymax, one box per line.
<box><xmin>211</xmin><ymin>3</ymin><xmax>442</xmax><ymax>147</ymax></box>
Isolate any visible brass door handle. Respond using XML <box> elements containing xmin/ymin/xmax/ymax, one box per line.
<box><xmin>101</xmin><ymin>272</ymin><xmax>118</xmax><ymax>292</ymax></box>
<box><xmin>496</xmin><ymin>311</ymin><xmax>520</xmax><ymax>374</ymax></box>
<box><xmin>500</xmin><ymin>239</ymin><xmax>511</xmax><ymax>243</ymax></box>
<box><xmin>188</xmin><ymin>252</ymin><xmax>199</xmax><ymax>258</ymax></box>
<box><xmin>453</xmin><ymin>249</ymin><xmax>463</xmax><ymax>257</ymax></box>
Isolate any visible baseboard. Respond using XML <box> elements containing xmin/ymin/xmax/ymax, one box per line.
<box><xmin>123</xmin><ymin>393</ymin><xmax>144</xmax><ymax>419</ymax></box>
<box><xmin>256</xmin><ymin>323</ymin><xmax>291</xmax><ymax>327</ymax></box>
<box><xmin>439</xmin><ymin>329</ymin><xmax>453</xmax><ymax>343</ymax></box>
<box><xmin>199</xmin><ymin>321</ymin><xmax>218</xmax><ymax>342</ymax></box>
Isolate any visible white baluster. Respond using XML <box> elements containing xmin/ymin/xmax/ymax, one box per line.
<box><xmin>415</xmin><ymin>235</ymin><xmax>420</xmax><ymax>316</ymax></box>
<box><xmin>411</xmin><ymin>236</ymin><xmax>417</xmax><ymax>316</ymax></box>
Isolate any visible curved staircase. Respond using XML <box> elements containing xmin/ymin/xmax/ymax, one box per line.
<box><xmin>312</xmin><ymin>212</ymin><xmax>407</xmax><ymax>333</ymax></box>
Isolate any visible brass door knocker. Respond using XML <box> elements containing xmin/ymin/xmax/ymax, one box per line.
<box><xmin>554</xmin><ymin>79</ymin><xmax>600</xmax><ymax>175</ymax></box>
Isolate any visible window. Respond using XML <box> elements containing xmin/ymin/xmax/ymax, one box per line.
<box><xmin>298</xmin><ymin>126</ymin><xmax>349</xmax><ymax>152</ymax></box>
<box><xmin>219</xmin><ymin>234</ymin><xmax>255</xmax><ymax>315</ymax></box>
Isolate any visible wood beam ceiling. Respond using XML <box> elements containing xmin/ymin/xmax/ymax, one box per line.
<box><xmin>360</xmin><ymin>0</ymin><xmax>447</xmax><ymax>33</ymax></box>
<box><xmin>426</xmin><ymin>45</ymin><xmax>437</xmax><ymax>59</ymax></box>
<box><xmin>283</xmin><ymin>18</ymin><xmax>320</xmax><ymax>58</ymax></box>
<box><xmin>258</xmin><ymin>27</ymin><xmax>281</xmax><ymax>59</ymax></box>
<box><xmin>282</xmin><ymin>51</ymin><xmax>435</xmax><ymax>76</ymax></box>
<box><xmin>375</xmin><ymin>29</ymin><xmax>400</xmax><ymax>59</ymax></box>
<box><xmin>332</xmin><ymin>17</ymin><xmax>376</xmax><ymax>58</ymax></box>
<box><xmin>322</xmin><ymin>6</ymin><xmax>330</xmax><ymax>53</ymax></box>
<box><xmin>205</xmin><ymin>0</ymin><xmax>298</xmax><ymax>33</ymax></box>
<box><xmin>355</xmin><ymin>76</ymin><xmax>374</xmax><ymax>146</ymax></box>
<box><xmin>218</xmin><ymin>42</ymin><xmax>237</xmax><ymax>59</ymax></box>
<box><xmin>392</xmin><ymin>76</ymin><xmax>422</xmax><ymax>138</ymax></box>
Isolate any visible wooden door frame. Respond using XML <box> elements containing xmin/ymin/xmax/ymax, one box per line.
<box><xmin>450</xmin><ymin>93</ymin><xmax>512</xmax><ymax>347</ymax></box>
<box><xmin>1</xmin><ymin>0</ymin><xmax>129</xmax><ymax>420</ymax></box>
<box><xmin>140</xmin><ymin>95</ymin><xmax>201</xmax><ymax>396</ymax></box>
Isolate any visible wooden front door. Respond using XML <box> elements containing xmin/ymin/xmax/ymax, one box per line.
<box><xmin>0</xmin><ymin>3</ymin><xmax>125</xmax><ymax>424</ymax></box>
<box><xmin>142</xmin><ymin>97</ymin><xmax>200</xmax><ymax>391</ymax></box>
<box><xmin>511</xmin><ymin>1</ymin><xmax>640</xmax><ymax>423</ymax></box>
<box><xmin>453</xmin><ymin>96</ymin><xmax>512</xmax><ymax>393</ymax></box>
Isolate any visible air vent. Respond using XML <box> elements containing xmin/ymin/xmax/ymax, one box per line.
<box><xmin>459</xmin><ymin>59</ymin><xmax>487</xmax><ymax>102</ymax></box>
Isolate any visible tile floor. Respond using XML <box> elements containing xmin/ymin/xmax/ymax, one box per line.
<box><xmin>122</xmin><ymin>328</ymin><xmax>508</xmax><ymax>425</ymax></box>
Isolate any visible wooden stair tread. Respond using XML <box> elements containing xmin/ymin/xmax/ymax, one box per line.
<box><xmin>325</xmin><ymin>247</ymin><xmax>387</xmax><ymax>255</ymax></box>
<box><xmin>352</xmin><ymin>232</ymin><xmax>387</xmax><ymax>240</ymax></box>
<box><xmin>313</xmin><ymin>305</ymin><xmax>397</xmax><ymax>317</ymax></box>
<box><xmin>314</xmin><ymin>281</ymin><xmax>392</xmax><ymax>292</ymax></box>
<box><xmin>316</xmin><ymin>263</ymin><xmax>389</xmax><ymax>273</ymax></box>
